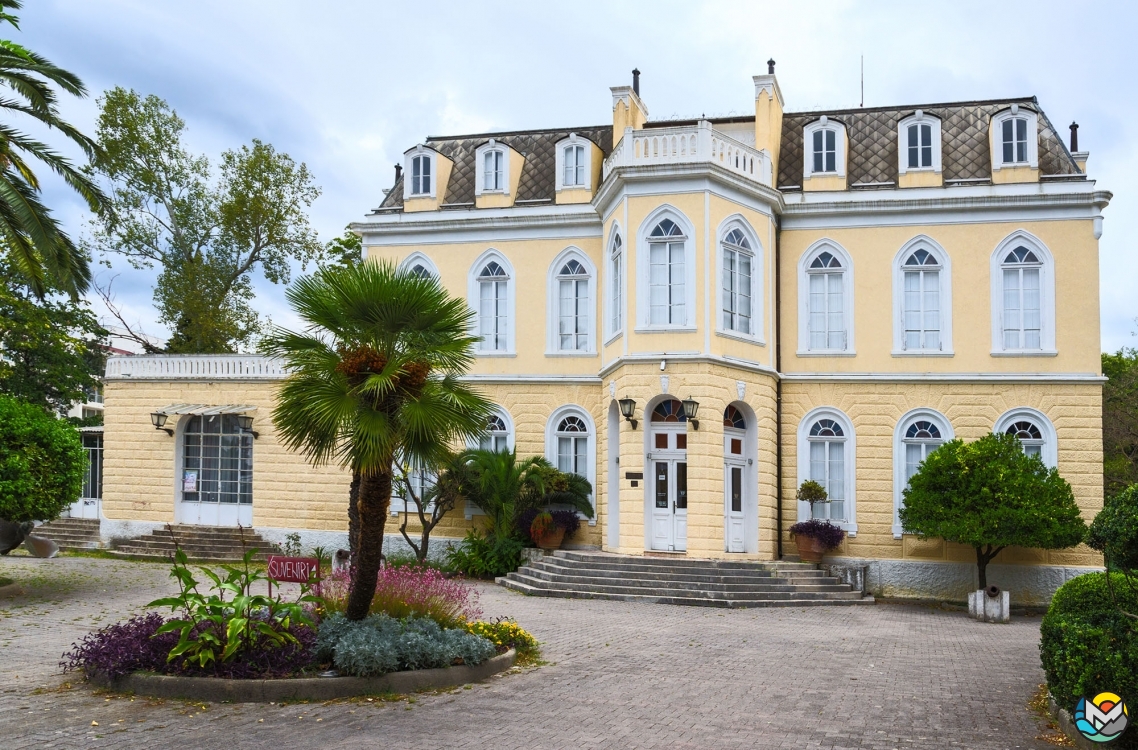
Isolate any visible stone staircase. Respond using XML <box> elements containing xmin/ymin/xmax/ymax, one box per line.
<box><xmin>33</xmin><ymin>518</ymin><xmax>101</xmax><ymax>551</ymax></box>
<box><xmin>498</xmin><ymin>550</ymin><xmax>874</xmax><ymax>608</ymax></box>
<box><xmin>111</xmin><ymin>525</ymin><xmax>280</xmax><ymax>562</ymax></box>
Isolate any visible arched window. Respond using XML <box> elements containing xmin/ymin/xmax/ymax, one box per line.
<box><xmin>411</xmin><ymin>154</ymin><xmax>431</xmax><ymax>195</ymax></box>
<box><xmin>469</xmin><ymin>252</ymin><xmax>513</xmax><ymax>353</ymax></box>
<box><xmin>563</xmin><ymin>144</ymin><xmax>585</xmax><ymax>187</ymax></box>
<box><xmin>182</xmin><ymin>414</ymin><xmax>253</xmax><ymax>506</ymax></box>
<box><xmin>890</xmin><ymin>235</ymin><xmax>954</xmax><ymax>355</ymax></box>
<box><xmin>721</xmin><ymin>228</ymin><xmax>753</xmax><ymax>335</ymax></box>
<box><xmin>893</xmin><ymin>409</ymin><xmax>954</xmax><ymax>537</ymax></box>
<box><xmin>995</xmin><ymin>408</ymin><xmax>1057</xmax><ymax>467</ymax></box>
<box><xmin>648</xmin><ymin>218</ymin><xmax>686</xmax><ymax>326</ymax></box>
<box><xmin>991</xmin><ymin>107</ymin><xmax>1039</xmax><ymax>171</ymax></box>
<box><xmin>555</xmin><ymin>134</ymin><xmax>593</xmax><ymax>192</ymax></box>
<box><xmin>557</xmin><ymin>259</ymin><xmax>589</xmax><ymax>352</ymax></box>
<box><xmin>803</xmin><ymin>118</ymin><xmax>847</xmax><ymax>179</ymax></box>
<box><xmin>483</xmin><ymin>149</ymin><xmax>505</xmax><ymax>191</ymax></box>
<box><xmin>651</xmin><ymin>399</ymin><xmax>687</xmax><ymax>423</ymax></box>
<box><xmin>807</xmin><ymin>419</ymin><xmax>846</xmax><ymax>522</ymax></box>
<box><xmin>479</xmin><ymin>413</ymin><xmax>510</xmax><ymax>452</ymax></box>
<box><xmin>800</xmin><ymin>242</ymin><xmax>852</xmax><ymax>353</ymax></box>
<box><xmin>723</xmin><ymin>405</ymin><xmax>746</xmax><ymax>430</ymax></box>
<box><xmin>399</xmin><ymin>252</ymin><xmax>438</xmax><ymax>281</ymax></box>
<box><xmin>990</xmin><ymin>231</ymin><xmax>1054</xmax><ymax>355</ymax></box>
<box><xmin>609</xmin><ymin>233</ymin><xmax>623</xmax><ymax>336</ymax></box>
<box><xmin>545</xmin><ymin>407</ymin><xmax>596</xmax><ymax>522</ymax></box>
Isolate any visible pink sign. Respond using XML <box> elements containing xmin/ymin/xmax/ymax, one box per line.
<box><xmin>266</xmin><ymin>555</ymin><xmax>319</xmax><ymax>583</ymax></box>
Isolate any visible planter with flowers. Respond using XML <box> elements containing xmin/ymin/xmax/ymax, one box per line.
<box><xmin>789</xmin><ymin>480</ymin><xmax>847</xmax><ymax>562</ymax></box>
<box><xmin>520</xmin><ymin>508</ymin><xmax>583</xmax><ymax>551</ymax></box>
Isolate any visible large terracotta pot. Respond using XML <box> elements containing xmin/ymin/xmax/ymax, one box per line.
<box><xmin>535</xmin><ymin>527</ymin><xmax>566</xmax><ymax>551</ymax></box>
<box><xmin>794</xmin><ymin>533</ymin><xmax>826</xmax><ymax>563</ymax></box>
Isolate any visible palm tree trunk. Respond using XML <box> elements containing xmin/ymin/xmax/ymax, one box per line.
<box><xmin>345</xmin><ymin>470</ymin><xmax>392</xmax><ymax>620</ymax></box>
<box><xmin>348</xmin><ymin>471</ymin><xmax>361</xmax><ymax>564</ymax></box>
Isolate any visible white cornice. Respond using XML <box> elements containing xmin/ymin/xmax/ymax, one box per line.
<box><xmin>780</xmin><ymin>372</ymin><xmax>1105</xmax><ymax>384</ymax></box>
<box><xmin>352</xmin><ymin>205</ymin><xmax>601</xmax><ymax>245</ymax></box>
<box><xmin>594</xmin><ymin>161</ymin><xmax>784</xmax><ymax>218</ymax></box>
<box><xmin>610</xmin><ymin>85</ymin><xmax>649</xmax><ymax>118</ymax></box>
<box><xmin>461</xmin><ymin>374</ymin><xmax>602</xmax><ymax>385</ymax></box>
<box><xmin>752</xmin><ymin>74</ymin><xmax>784</xmax><ymax>107</ymax></box>
<box><xmin>598</xmin><ymin>353</ymin><xmax>779</xmax><ymax>380</ymax></box>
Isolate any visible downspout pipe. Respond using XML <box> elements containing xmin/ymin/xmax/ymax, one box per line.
<box><xmin>774</xmin><ymin>214</ymin><xmax>783</xmax><ymax>560</ymax></box>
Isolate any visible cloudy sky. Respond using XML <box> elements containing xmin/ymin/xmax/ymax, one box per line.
<box><xmin>22</xmin><ymin>0</ymin><xmax>1138</xmax><ymax>352</ymax></box>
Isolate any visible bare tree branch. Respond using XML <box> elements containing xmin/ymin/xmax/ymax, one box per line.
<box><xmin>93</xmin><ymin>274</ymin><xmax>163</xmax><ymax>353</ymax></box>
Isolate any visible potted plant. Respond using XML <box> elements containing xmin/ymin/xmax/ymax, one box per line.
<box><xmin>530</xmin><ymin>511</ymin><xmax>564</xmax><ymax>551</ymax></box>
<box><xmin>789</xmin><ymin>481</ymin><xmax>846</xmax><ymax>562</ymax></box>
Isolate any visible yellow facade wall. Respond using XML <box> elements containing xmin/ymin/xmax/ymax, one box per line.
<box><xmin>403</xmin><ymin>151</ymin><xmax>454</xmax><ymax>213</ymax></box>
<box><xmin>898</xmin><ymin>170</ymin><xmax>942</xmax><ymax>188</ymax></box>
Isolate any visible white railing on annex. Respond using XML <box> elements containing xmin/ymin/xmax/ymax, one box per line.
<box><xmin>603</xmin><ymin>121</ymin><xmax>773</xmax><ymax>186</ymax></box>
<box><xmin>104</xmin><ymin>354</ymin><xmax>288</xmax><ymax>380</ymax></box>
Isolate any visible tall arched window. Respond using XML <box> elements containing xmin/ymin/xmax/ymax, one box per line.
<box><xmin>902</xmin><ymin>249</ymin><xmax>940</xmax><ymax>350</ymax></box>
<box><xmin>648</xmin><ymin>218</ymin><xmax>686</xmax><ymax>326</ymax></box>
<box><xmin>796</xmin><ymin>408</ymin><xmax>856</xmax><ymax>532</ymax></box>
<box><xmin>609</xmin><ymin>234</ymin><xmax>623</xmax><ymax>336</ymax></box>
<box><xmin>893</xmin><ymin>409</ymin><xmax>953</xmax><ymax>537</ymax></box>
<box><xmin>1001</xmin><ymin>246</ymin><xmax>1041</xmax><ymax>351</ymax></box>
<box><xmin>472</xmin><ymin>257</ymin><xmax>511</xmax><ymax>352</ymax></box>
<box><xmin>557</xmin><ymin>259</ymin><xmax>589</xmax><ymax>352</ymax></box>
<box><xmin>995</xmin><ymin>408</ymin><xmax>1057</xmax><ymax>467</ymax></box>
<box><xmin>479</xmin><ymin>413</ymin><xmax>510</xmax><ymax>452</ymax></box>
<box><xmin>411</xmin><ymin>154</ymin><xmax>431</xmax><ymax>195</ymax></box>
<box><xmin>807</xmin><ymin>250</ymin><xmax>846</xmax><ymax>350</ymax></box>
<box><xmin>546</xmin><ymin>407</ymin><xmax>596</xmax><ymax>522</ymax></box>
<box><xmin>721</xmin><ymin>228</ymin><xmax>753</xmax><ymax>335</ymax></box>
<box><xmin>399</xmin><ymin>252</ymin><xmax>439</xmax><ymax>281</ymax></box>
<box><xmin>563</xmin><ymin>144</ymin><xmax>585</xmax><ymax>187</ymax></box>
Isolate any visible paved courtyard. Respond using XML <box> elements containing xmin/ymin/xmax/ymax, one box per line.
<box><xmin>0</xmin><ymin>555</ymin><xmax>1059</xmax><ymax>749</ymax></box>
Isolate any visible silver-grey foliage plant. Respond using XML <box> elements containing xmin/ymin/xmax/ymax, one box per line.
<box><xmin>316</xmin><ymin>613</ymin><xmax>496</xmax><ymax>677</ymax></box>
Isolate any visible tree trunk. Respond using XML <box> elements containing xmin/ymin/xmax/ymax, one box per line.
<box><xmin>347</xmin><ymin>471</ymin><xmax>361</xmax><ymax>564</ymax></box>
<box><xmin>345</xmin><ymin>470</ymin><xmax>392</xmax><ymax>621</ymax></box>
<box><xmin>976</xmin><ymin>546</ymin><xmax>988</xmax><ymax>590</ymax></box>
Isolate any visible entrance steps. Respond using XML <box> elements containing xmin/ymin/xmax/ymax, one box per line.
<box><xmin>498</xmin><ymin>550</ymin><xmax>874</xmax><ymax>608</ymax></box>
<box><xmin>110</xmin><ymin>525</ymin><xmax>280</xmax><ymax>562</ymax></box>
<box><xmin>33</xmin><ymin>518</ymin><xmax>101</xmax><ymax>551</ymax></box>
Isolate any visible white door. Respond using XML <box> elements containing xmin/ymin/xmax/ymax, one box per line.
<box><xmin>724</xmin><ymin>428</ymin><xmax>746</xmax><ymax>553</ymax></box>
<box><xmin>649</xmin><ymin>425</ymin><xmax>687</xmax><ymax>551</ymax></box>
<box><xmin>178</xmin><ymin>414</ymin><xmax>254</xmax><ymax>527</ymax></box>
<box><xmin>70</xmin><ymin>433</ymin><xmax>102</xmax><ymax>519</ymax></box>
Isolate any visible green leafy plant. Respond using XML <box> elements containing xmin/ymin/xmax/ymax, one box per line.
<box><xmin>281</xmin><ymin>532</ymin><xmax>302</xmax><ymax>557</ymax></box>
<box><xmin>444</xmin><ymin>531</ymin><xmax>526</xmax><ymax>579</ymax></box>
<box><xmin>465</xmin><ymin>617</ymin><xmax>539</xmax><ymax>663</ymax></box>
<box><xmin>1087</xmin><ymin>484</ymin><xmax>1138</xmax><ymax>620</ymax></box>
<box><xmin>899</xmin><ymin>431</ymin><xmax>1087</xmax><ymax>589</ymax></box>
<box><xmin>147</xmin><ymin>544</ymin><xmax>318</xmax><ymax>667</ymax></box>
<box><xmin>0</xmin><ymin>394</ymin><xmax>85</xmax><ymax>523</ymax></box>
<box><xmin>796</xmin><ymin>479</ymin><xmax>828</xmax><ymax>507</ymax></box>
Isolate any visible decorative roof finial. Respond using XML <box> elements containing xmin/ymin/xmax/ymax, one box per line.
<box><xmin>632</xmin><ymin>68</ymin><xmax>641</xmax><ymax>96</ymax></box>
<box><xmin>767</xmin><ymin>58</ymin><xmax>776</xmax><ymax>75</ymax></box>
<box><xmin>1069</xmin><ymin>121</ymin><xmax>1079</xmax><ymax>152</ymax></box>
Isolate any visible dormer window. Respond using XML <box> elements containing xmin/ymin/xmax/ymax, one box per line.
<box><xmin>483</xmin><ymin>149</ymin><xmax>504</xmax><ymax>191</ymax></box>
<box><xmin>897</xmin><ymin>111</ymin><xmax>942</xmax><ymax>176</ymax></box>
<box><xmin>908</xmin><ymin>123</ymin><xmax>932</xmax><ymax>168</ymax></box>
<box><xmin>411</xmin><ymin>154</ymin><xmax>431</xmax><ymax>195</ymax></box>
<box><xmin>802</xmin><ymin>117</ymin><xmax>846</xmax><ymax>179</ymax></box>
<box><xmin>555</xmin><ymin>134</ymin><xmax>594</xmax><ymax>192</ymax></box>
<box><xmin>403</xmin><ymin>146</ymin><xmax>439</xmax><ymax>200</ymax></box>
<box><xmin>564</xmin><ymin>144</ymin><xmax>585</xmax><ymax>186</ymax></box>
<box><xmin>474</xmin><ymin>140</ymin><xmax>512</xmax><ymax>197</ymax></box>
<box><xmin>991</xmin><ymin>105</ymin><xmax>1039</xmax><ymax>170</ymax></box>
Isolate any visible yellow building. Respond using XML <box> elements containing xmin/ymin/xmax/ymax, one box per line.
<box><xmin>100</xmin><ymin>67</ymin><xmax>1110</xmax><ymax>603</ymax></box>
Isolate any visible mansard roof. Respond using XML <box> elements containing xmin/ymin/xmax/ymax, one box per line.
<box><xmin>776</xmin><ymin>96</ymin><xmax>1081</xmax><ymax>188</ymax></box>
<box><xmin>377</xmin><ymin>125</ymin><xmax>613</xmax><ymax>210</ymax></box>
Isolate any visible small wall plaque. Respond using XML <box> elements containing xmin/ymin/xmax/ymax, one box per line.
<box><xmin>625</xmin><ymin>472</ymin><xmax>644</xmax><ymax>480</ymax></box>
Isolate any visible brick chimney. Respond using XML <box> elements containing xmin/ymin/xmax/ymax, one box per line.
<box><xmin>753</xmin><ymin>60</ymin><xmax>784</xmax><ymax>184</ymax></box>
<box><xmin>611</xmin><ymin>68</ymin><xmax>649</xmax><ymax>148</ymax></box>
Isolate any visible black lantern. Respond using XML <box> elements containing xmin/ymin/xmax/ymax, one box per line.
<box><xmin>680</xmin><ymin>397</ymin><xmax>700</xmax><ymax>430</ymax></box>
<box><xmin>150</xmin><ymin>412</ymin><xmax>173</xmax><ymax>436</ymax></box>
<box><xmin>618</xmin><ymin>397</ymin><xmax>638</xmax><ymax>429</ymax></box>
<box><xmin>236</xmin><ymin>413</ymin><xmax>258</xmax><ymax>438</ymax></box>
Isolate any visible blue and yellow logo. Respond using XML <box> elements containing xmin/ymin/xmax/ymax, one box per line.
<box><xmin>1075</xmin><ymin>692</ymin><xmax>1129</xmax><ymax>743</ymax></box>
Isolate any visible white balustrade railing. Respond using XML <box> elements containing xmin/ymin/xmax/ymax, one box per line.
<box><xmin>603</xmin><ymin>121</ymin><xmax>772</xmax><ymax>186</ymax></box>
<box><xmin>105</xmin><ymin>354</ymin><xmax>289</xmax><ymax>380</ymax></box>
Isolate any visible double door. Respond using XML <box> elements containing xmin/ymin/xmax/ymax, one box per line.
<box><xmin>650</xmin><ymin>429</ymin><xmax>687</xmax><ymax>551</ymax></box>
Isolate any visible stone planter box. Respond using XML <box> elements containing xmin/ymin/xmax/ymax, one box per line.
<box><xmin>968</xmin><ymin>588</ymin><xmax>1010</xmax><ymax>623</ymax></box>
<box><xmin>90</xmin><ymin>648</ymin><xmax>516</xmax><ymax>702</ymax></box>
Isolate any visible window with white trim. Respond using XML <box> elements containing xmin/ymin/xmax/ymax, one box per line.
<box><xmin>897</xmin><ymin>112</ymin><xmax>943</xmax><ymax>176</ymax></box>
<box><xmin>555</xmin><ymin>134</ymin><xmax>593</xmax><ymax>192</ymax></box>
<box><xmin>399</xmin><ymin>252</ymin><xmax>439</xmax><ymax>281</ymax></box>
<box><xmin>480</xmin><ymin>413</ymin><xmax>510</xmax><ymax>452</ymax></box>
<box><xmin>477</xmin><ymin>261</ymin><xmax>508</xmax><ymax>351</ymax></box>
<box><xmin>991</xmin><ymin>107</ymin><xmax>1039</xmax><ymax>170</ymax></box>
<box><xmin>556</xmin><ymin>259</ymin><xmax>589</xmax><ymax>352</ymax></box>
<box><xmin>902</xmin><ymin>249</ymin><xmax>941</xmax><ymax>351</ymax></box>
<box><xmin>807</xmin><ymin>419</ymin><xmax>847</xmax><ymax>522</ymax></box>
<box><xmin>609</xmin><ymin>234</ymin><xmax>623</xmax><ymax>335</ymax></box>
<box><xmin>1001</xmin><ymin>246</ymin><xmax>1042</xmax><ymax>350</ymax></box>
<box><xmin>721</xmin><ymin>228</ymin><xmax>753</xmax><ymax>335</ymax></box>
<box><xmin>411</xmin><ymin>154</ymin><xmax>431</xmax><ymax>195</ymax></box>
<box><xmin>803</xmin><ymin>117</ymin><xmax>846</xmax><ymax>178</ymax></box>
<box><xmin>483</xmin><ymin>149</ymin><xmax>505</xmax><ymax>192</ymax></box>
<box><xmin>1006</xmin><ymin>420</ymin><xmax>1044</xmax><ymax>459</ymax></box>
<box><xmin>182</xmin><ymin>415</ymin><xmax>252</xmax><ymax>506</ymax></box>
<box><xmin>994</xmin><ymin>408</ymin><xmax>1057</xmax><ymax>468</ymax></box>
<box><xmin>410</xmin><ymin>264</ymin><xmax>432</xmax><ymax>279</ymax></box>
<box><xmin>563</xmin><ymin>144</ymin><xmax>585</xmax><ymax>187</ymax></box>
<box><xmin>555</xmin><ymin>415</ymin><xmax>589</xmax><ymax>476</ymax></box>
<box><xmin>907</xmin><ymin>122</ymin><xmax>933</xmax><ymax>169</ymax></box>
<box><xmin>813</xmin><ymin>129</ymin><xmax>836</xmax><ymax>173</ymax></box>
<box><xmin>1002</xmin><ymin>117</ymin><xmax>1029</xmax><ymax>165</ymax></box>
<box><xmin>394</xmin><ymin>458</ymin><xmax>436</xmax><ymax>514</ymax></box>
<box><xmin>893</xmin><ymin>409</ymin><xmax>953</xmax><ymax>537</ymax></box>
<box><xmin>648</xmin><ymin>218</ymin><xmax>686</xmax><ymax>326</ymax></box>
<box><xmin>807</xmin><ymin>251</ymin><xmax>845</xmax><ymax>350</ymax></box>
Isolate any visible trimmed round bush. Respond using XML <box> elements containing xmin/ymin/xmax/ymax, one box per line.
<box><xmin>1040</xmin><ymin>572</ymin><xmax>1138</xmax><ymax>749</ymax></box>
<box><xmin>0</xmin><ymin>395</ymin><xmax>86</xmax><ymax>523</ymax></box>
<box><xmin>316</xmin><ymin>613</ymin><xmax>497</xmax><ymax>677</ymax></box>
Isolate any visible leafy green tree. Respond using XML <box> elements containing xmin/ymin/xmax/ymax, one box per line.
<box><xmin>263</xmin><ymin>261</ymin><xmax>491</xmax><ymax>620</ymax></box>
<box><xmin>85</xmin><ymin>88</ymin><xmax>323</xmax><ymax>353</ymax></box>
<box><xmin>1102</xmin><ymin>348</ymin><xmax>1138</xmax><ymax>498</ymax></box>
<box><xmin>899</xmin><ymin>431</ymin><xmax>1087</xmax><ymax>589</ymax></box>
<box><xmin>1088</xmin><ymin>485</ymin><xmax>1138</xmax><ymax>588</ymax></box>
<box><xmin>394</xmin><ymin>450</ymin><xmax>474</xmax><ymax>563</ymax></box>
<box><xmin>0</xmin><ymin>257</ymin><xmax>106</xmax><ymax>413</ymax></box>
<box><xmin>323</xmin><ymin>227</ymin><xmax>362</xmax><ymax>268</ymax></box>
<box><xmin>0</xmin><ymin>0</ymin><xmax>108</xmax><ymax>298</ymax></box>
<box><xmin>0</xmin><ymin>394</ymin><xmax>86</xmax><ymax>524</ymax></box>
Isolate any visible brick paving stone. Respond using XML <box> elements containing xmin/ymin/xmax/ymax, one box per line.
<box><xmin>0</xmin><ymin>555</ymin><xmax>1058</xmax><ymax>749</ymax></box>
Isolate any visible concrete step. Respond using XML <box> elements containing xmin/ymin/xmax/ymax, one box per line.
<box><xmin>110</xmin><ymin>525</ymin><xmax>280</xmax><ymax>562</ymax></box>
<box><xmin>513</xmin><ymin>568</ymin><xmax>856</xmax><ymax>594</ymax></box>
<box><xmin>526</xmin><ymin>560</ymin><xmax>845</xmax><ymax>585</ymax></box>
<box><xmin>498</xmin><ymin>576</ymin><xmax>875</xmax><ymax>608</ymax></box>
<box><xmin>33</xmin><ymin>518</ymin><xmax>102</xmax><ymax>551</ymax></box>
<box><xmin>505</xmin><ymin>572</ymin><xmax>865</xmax><ymax>600</ymax></box>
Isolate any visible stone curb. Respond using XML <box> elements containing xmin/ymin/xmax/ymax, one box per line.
<box><xmin>1048</xmin><ymin>695</ymin><xmax>1101</xmax><ymax>750</ymax></box>
<box><xmin>0</xmin><ymin>582</ymin><xmax>23</xmax><ymax>598</ymax></box>
<box><xmin>91</xmin><ymin>648</ymin><xmax>516</xmax><ymax>702</ymax></box>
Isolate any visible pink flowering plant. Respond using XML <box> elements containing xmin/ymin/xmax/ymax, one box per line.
<box><xmin>319</xmin><ymin>564</ymin><xmax>482</xmax><ymax>628</ymax></box>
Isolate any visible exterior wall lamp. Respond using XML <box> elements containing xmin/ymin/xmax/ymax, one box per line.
<box><xmin>150</xmin><ymin>412</ymin><xmax>173</xmax><ymax>436</ymax></box>
<box><xmin>236</xmin><ymin>414</ymin><xmax>259</xmax><ymax>439</ymax></box>
<box><xmin>618</xmin><ymin>398</ymin><xmax>638</xmax><ymax>429</ymax></box>
<box><xmin>681</xmin><ymin>397</ymin><xmax>700</xmax><ymax>430</ymax></box>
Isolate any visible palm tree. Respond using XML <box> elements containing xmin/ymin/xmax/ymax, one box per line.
<box><xmin>0</xmin><ymin>1</ymin><xmax>108</xmax><ymax>298</ymax></box>
<box><xmin>263</xmin><ymin>260</ymin><xmax>492</xmax><ymax>620</ymax></box>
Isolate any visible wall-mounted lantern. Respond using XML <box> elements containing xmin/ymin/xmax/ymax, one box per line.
<box><xmin>618</xmin><ymin>398</ymin><xmax>638</xmax><ymax>429</ymax></box>
<box><xmin>236</xmin><ymin>414</ymin><xmax>258</xmax><ymax>439</ymax></box>
<box><xmin>150</xmin><ymin>412</ymin><xmax>173</xmax><ymax>436</ymax></box>
<box><xmin>681</xmin><ymin>397</ymin><xmax>700</xmax><ymax>430</ymax></box>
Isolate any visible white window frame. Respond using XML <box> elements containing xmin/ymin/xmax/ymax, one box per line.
<box><xmin>392</xmin><ymin>456</ymin><xmax>436</xmax><ymax>516</ymax></box>
<box><xmin>555</xmin><ymin>134</ymin><xmax>593</xmax><ymax>191</ymax></box>
<box><xmin>803</xmin><ymin>116</ymin><xmax>847</xmax><ymax>179</ymax></box>
<box><xmin>403</xmin><ymin>145</ymin><xmax>437</xmax><ymax>199</ymax></box>
<box><xmin>398</xmin><ymin>251</ymin><xmax>440</xmax><ymax>281</ymax></box>
<box><xmin>796</xmin><ymin>407</ymin><xmax>857</xmax><ymax>535</ymax></box>
<box><xmin>546</xmin><ymin>247</ymin><xmax>596</xmax><ymax>356</ymax></box>
<box><xmin>716</xmin><ymin>216</ymin><xmax>765</xmax><ymax>344</ymax></box>
<box><xmin>991</xmin><ymin>106</ymin><xmax>1039</xmax><ymax>170</ymax></box>
<box><xmin>474</xmin><ymin>139</ymin><xmax>510</xmax><ymax>196</ymax></box>
<box><xmin>635</xmin><ymin>206</ymin><xmax>697</xmax><ymax>332</ymax></box>
<box><xmin>989</xmin><ymin>230</ymin><xmax>1056</xmax><ymax>356</ymax></box>
<box><xmin>994</xmin><ymin>408</ymin><xmax>1057</xmax><ymax>469</ymax></box>
<box><xmin>465</xmin><ymin>407</ymin><xmax>515</xmax><ymax>518</ymax></box>
<box><xmin>604</xmin><ymin>226</ymin><xmax>624</xmax><ymax>342</ymax></box>
<box><xmin>891</xmin><ymin>235</ymin><xmax>953</xmax><ymax>356</ymax></box>
<box><xmin>896</xmin><ymin>111</ymin><xmax>942</xmax><ymax>175</ymax></box>
<box><xmin>797</xmin><ymin>239</ymin><xmax>855</xmax><ymax>356</ymax></box>
<box><xmin>544</xmin><ymin>405</ymin><xmax>597</xmax><ymax>524</ymax></box>
<box><xmin>893</xmin><ymin>408</ymin><xmax>954</xmax><ymax>538</ymax></box>
<box><xmin>467</xmin><ymin>249</ymin><xmax>515</xmax><ymax>356</ymax></box>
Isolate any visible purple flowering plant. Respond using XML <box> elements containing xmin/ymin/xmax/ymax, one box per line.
<box><xmin>788</xmin><ymin>518</ymin><xmax>847</xmax><ymax>552</ymax></box>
